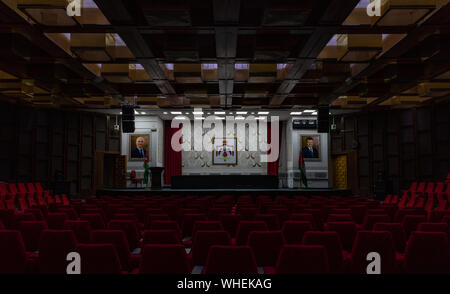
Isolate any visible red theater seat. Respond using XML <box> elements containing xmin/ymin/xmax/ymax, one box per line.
<box><xmin>235</xmin><ymin>221</ymin><xmax>268</xmax><ymax>245</ymax></box>
<box><xmin>402</xmin><ymin>215</ymin><xmax>427</xmax><ymax>238</ymax></box>
<box><xmin>192</xmin><ymin>221</ymin><xmax>224</xmax><ymax>238</ymax></box>
<box><xmin>150</xmin><ymin>220</ymin><xmax>181</xmax><ymax>236</ymax></box>
<box><xmin>417</xmin><ymin>222</ymin><xmax>449</xmax><ymax>234</ymax></box>
<box><xmin>192</xmin><ymin>230</ymin><xmax>231</xmax><ymax>266</ymax></box>
<box><xmin>247</xmin><ymin>231</ymin><xmax>285</xmax><ymax>267</ymax></box>
<box><xmin>324</xmin><ymin>222</ymin><xmax>357</xmax><ymax>252</ymax></box>
<box><xmin>142</xmin><ymin>230</ymin><xmax>182</xmax><ymax>245</ymax></box>
<box><xmin>181</xmin><ymin>214</ymin><xmax>207</xmax><ymax>238</ymax></box>
<box><xmin>80</xmin><ymin>213</ymin><xmax>106</xmax><ymax>229</ymax></box>
<box><xmin>203</xmin><ymin>245</ymin><xmax>258</xmax><ymax>274</ymax></box>
<box><xmin>76</xmin><ymin>244</ymin><xmax>123</xmax><ymax>274</ymax></box>
<box><xmin>282</xmin><ymin>221</ymin><xmax>313</xmax><ymax>244</ymax></box>
<box><xmin>373</xmin><ymin>222</ymin><xmax>407</xmax><ymax>253</ymax></box>
<box><xmin>275</xmin><ymin>245</ymin><xmax>329</xmax><ymax>274</ymax></box>
<box><xmin>404</xmin><ymin>232</ymin><xmax>450</xmax><ymax>274</ymax></box>
<box><xmin>255</xmin><ymin>214</ymin><xmax>280</xmax><ymax>230</ymax></box>
<box><xmin>46</xmin><ymin>213</ymin><xmax>69</xmax><ymax>229</ymax></box>
<box><xmin>361</xmin><ymin>214</ymin><xmax>390</xmax><ymax>230</ymax></box>
<box><xmin>63</xmin><ymin>220</ymin><xmax>92</xmax><ymax>243</ymax></box>
<box><xmin>19</xmin><ymin>221</ymin><xmax>48</xmax><ymax>252</ymax></box>
<box><xmin>219</xmin><ymin>214</ymin><xmax>241</xmax><ymax>237</ymax></box>
<box><xmin>38</xmin><ymin>230</ymin><xmax>78</xmax><ymax>274</ymax></box>
<box><xmin>91</xmin><ymin>230</ymin><xmax>138</xmax><ymax>271</ymax></box>
<box><xmin>108</xmin><ymin>220</ymin><xmax>140</xmax><ymax>249</ymax></box>
<box><xmin>0</xmin><ymin>230</ymin><xmax>36</xmax><ymax>274</ymax></box>
<box><xmin>139</xmin><ymin>244</ymin><xmax>190</xmax><ymax>274</ymax></box>
<box><xmin>349</xmin><ymin>231</ymin><xmax>398</xmax><ymax>274</ymax></box>
<box><xmin>302</xmin><ymin>231</ymin><xmax>345</xmax><ymax>273</ymax></box>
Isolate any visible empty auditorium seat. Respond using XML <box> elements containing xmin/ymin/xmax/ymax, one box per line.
<box><xmin>327</xmin><ymin>214</ymin><xmax>353</xmax><ymax>222</ymax></box>
<box><xmin>373</xmin><ymin>222</ymin><xmax>407</xmax><ymax>253</ymax></box>
<box><xmin>144</xmin><ymin>214</ymin><xmax>170</xmax><ymax>229</ymax></box>
<box><xmin>254</xmin><ymin>214</ymin><xmax>280</xmax><ymax>230</ymax></box>
<box><xmin>247</xmin><ymin>231</ymin><xmax>285</xmax><ymax>267</ymax></box>
<box><xmin>394</xmin><ymin>208</ymin><xmax>427</xmax><ymax>222</ymax></box>
<box><xmin>46</xmin><ymin>212</ymin><xmax>69</xmax><ymax>229</ymax></box>
<box><xmin>235</xmin><ymin>221</ymin><xmax>268</xmax><ymax>245</ymax></box>
<box><xmin>19</xmin><ymin>221</ymin><xmax>48</xmax><ymax>252</ymax></box>
<box><xmin>80</xmin><ymin>213</ymin><xmax>106</xmax><ymax>229</ymax></box>
<box><xmin>417</xmin><ymin>222</ymin><xmax>449</xmax><ymax>234</ymax></box>
<box><xmin>402</xmin><ymin>215</ymin><xmax>427</xmax><ymax>238</ymax></box>
<box><xmin>239</xmin><ymin>207</ymin><xmax>259</xmax><ymax>220</ymax></box>
<box><xmin>0</xmin><ymin>230</ymin><xmax>36</xmax><ymax>274</ymax></box>
<box><xmin>142</xmin><ymin>230</ymin><xmax>182</xmax><ymax>244</ymax></box>
<box><xmin>139</xmin><ymin>244</ymin><xmax>190</xmax><ymax>274</ymax></box>
<box><xmin>108</xmin><ymin>220</ymin><xmax>140</xmax><ymax>249</ymax></box>
<box><xmin>191</xmin><ymin>221</ymin><xmax>223</xmax><ymax>238</ymax></box>
<box><xmin>150</xmin><ymin>220</ymin><xmax>181</xmax><ymax>236</ymax></box>
<box><xmin>282</xmin><ymin>221</ymin><xmax>313</xmax><ymax>244</ymax></box>
<box><xmin>361</xmin><ymin>214</ymin><xmax>391</xmax><ymax>230</ymax></box>
<box><xmin>0</xmin><ymin>209</ymin><xmax>15</xmax><ymax>228</ymax></box>
<box><xmin>38</xmin><ymin>230</ymin><xmax>78</xmax><ymax>274</ymax></box>
<box><xmin>75</xmin><ymin>244</ymin><xmax>122</xmax><ymax>274</ymax></box>
<box><xmin>289</xmin><ymin>213</ymin><xmax>317</xmax><ymax>229</ymax></box>
<box><xmin>404</xmin><ymin>232</ymin><xmax>450</xmax><ymax>274</ymax></box>
<box><xmin>219</xmin><ymin>214</ymin><xmax>241</xmax><ymax>238</ymax></box>
<box><xmin>192</xmin><ymin>230</ymin><xmax>231</xmax><ymax>266</ymax></box>
<box><xmin>91</xmin><ymin>230</ymin><xmax>138</xmax><ymax>271</ymax></box>
<box><xmin>203</xmin><ymin>245</ymin><xmax>258</xmax><ymax>274</ymax></box>
<box><xmin>303</xmin><ymin>231</ymin><xmax>345</xmax><ymax>273</ymax></box>
<box><xmin>349</xmin><ymin>231</ymin><xmax>398</xmax><ymax>274</ymax></box>
<box><xmin>275</xmin><ymin>245</ymin><xmax>329</xmax><ymax>274</ymax></box>
<box><xmin>63</xmin><ymin>220</ymin><xmax>92</xmax><ymax>243</ymax></box>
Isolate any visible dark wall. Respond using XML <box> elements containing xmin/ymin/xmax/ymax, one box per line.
<box><xmin>331</xmin><ymin>102</ymin><xmax>450</xmax><ymax>197</ymax></box>
<box><xmin>0</xmin><ymin>102</ymin><xmax>121</xmax><ymax>195</ymax></box>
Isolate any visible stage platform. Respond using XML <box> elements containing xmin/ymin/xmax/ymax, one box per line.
<box><xmin>96</xmin><ymin>188</ymin><xmax>352</xmax><ymax>198</ymax></box>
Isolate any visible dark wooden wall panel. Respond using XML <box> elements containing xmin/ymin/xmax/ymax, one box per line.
<box><xmin>0</xmin><ymin>102</ymin><xmax>118</xmax><ymax>196</ymax></box>
<box><xmin>331</xmin><ymin>101</ymin><xmax>450</xmax><ymax>197</ymax></box>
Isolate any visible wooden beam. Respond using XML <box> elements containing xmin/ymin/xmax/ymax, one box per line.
<box><xmin>270</xmin><ymin>0</ymin><xmax>360</xmax><ymax>106</ymax></box>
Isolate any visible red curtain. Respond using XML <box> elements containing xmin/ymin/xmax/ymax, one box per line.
<box><xmin>267</xmin><ymin>122</ymin><xmax>282</xmax><ymax>176</ymax></box>
<box><xmin>164</xmin><ymin>120</ymin><xmax>182</xmax><ymax>185</ymax></box>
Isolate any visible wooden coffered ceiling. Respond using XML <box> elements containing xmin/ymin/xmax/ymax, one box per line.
<box><xmin>0</xmin><ymin>0</ymin><xmax>449</xmax><ymax>110</ymax></box>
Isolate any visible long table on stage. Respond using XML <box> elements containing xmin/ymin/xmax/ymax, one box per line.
<box><xmin>171</xmin><ymin>175</ymin><xmax>279</xmax><ymax>189</ymax></box>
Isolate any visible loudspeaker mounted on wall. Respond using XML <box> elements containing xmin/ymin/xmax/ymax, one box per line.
<box><xmin>318</xmin><ymin>105</ymin><xmax>330</xmax><ymax>133</ymax></box>
<box><xmin>122</xmin><ymin>105</ymin><xmax>135</xmax><ymax>133</ymax></box>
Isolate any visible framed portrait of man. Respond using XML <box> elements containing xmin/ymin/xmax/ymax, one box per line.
<box><xmin>301</xmin><ymin>135</ymin><xmax>321</xmax><ymax>161</ymax></box>
<box><xmin>129</xmin><ymin>134</ymin><xmax>150</xmax><ymax>161</ymax></box>
<box><xmin>212</xmin><ymin>137</ymin><xmax>238</xmax><ymax>166</ymax></box>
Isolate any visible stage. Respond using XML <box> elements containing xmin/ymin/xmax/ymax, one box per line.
<box><xmin>96</xmin><ymin>187</ymin><xmax>352</xmax><ymax>197</ymax></box>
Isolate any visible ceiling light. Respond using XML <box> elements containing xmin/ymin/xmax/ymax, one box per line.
<box><xmin>255</xmin><ymin>117</ymin><xmax>266</xmax><ymax>120</ymax></box>
<box><xmin>134</xmin><ymin>110</ymin><xmax>139</xmax><ymax>115</ymax></box>
<box><xmin>163</xmin><ymin>112</ymin><xmax>168</xmax><ymax>115</ymax></box>
<box><xmin>258</xmin><ymin>112</ymin><xmax>269</xmax><ymax>115</ymax></box>
<box><xmin>290</xmin><ymin>112</ymin><xmax>303</xmax><ymax>115</ymax></box>
<box><xmin>214</xmin><ymin>111</ymin><xmax>225</xmax><ymax>115</ymax></box>
<box><xmin>215</xmin><ymin>117</ymin><xmax>225</xmax><ymax>120</ymax></box>
<box><xmin>311</xmin><ymin>112</ymin><xmax>318</xmax><ymax>116</ymax></box>
<box><xmin>304</xmin><ymin>110</ymin><xmax>315</xmax><ymax>113</ymax></box>
<box><xmin>174</xmin><ymin>116</ymin><xmax>186</xmax><ymax>120</ymax></box>
<box><xmin>193</xmin><ymin>111</ymin><xmax>204</xmax><ymax>115</ymax></box>
<box><xmin>141</xmin><ymin>112</ymin><xmax>146</xmax><ymax>115</ymax></box>
<box><xmin>195</xmin><ymin>117</ymin><xmax>205</xmax><ymax>120</ymax></box>
<box><xmin>235</xmin><ymin>116</ymin><xmax>245</xmax><ymax>120</ymax></box>
<box><xmin>236</xmin><ymin>111</ymin><xmax>248</xmax><ymax>115</ymax></box>
<box><xmin>171</xmin><ymin>111</ymin><xmax>182</xmax><ymax>114</ymax></box>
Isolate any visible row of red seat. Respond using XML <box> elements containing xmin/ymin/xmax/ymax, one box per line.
<box><xmin>0</xmin><ymin>182</ymin><xmax>69</xmax><ymax>211</ymax></box>
<box><xmin>1</xmin><ymin>225</ymin><xmax>449</xmax><ymax>274</ymax></box>
<box><xmin>385</xmin><ymin>180</ymin><xmax>450</xmax><ymax>210</ymax></box>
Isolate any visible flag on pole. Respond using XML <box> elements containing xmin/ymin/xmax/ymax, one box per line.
<box><xmin>143</xmin><ymin>157</ymin><xmax>150</xmax><ymax>185</ymax></box>
<box><xmin>298</xmin><ymin>150</ymin><xmax>308</xmax><ymax>188</ymax></box>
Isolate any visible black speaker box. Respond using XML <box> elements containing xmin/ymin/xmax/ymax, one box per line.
<box><xmin>318</xmin><ymin>106</ymin><xmax>330</xmax><ymax>133</ymax></box>
<box><xmin>122</xmin><ymin>120</ymin><xmax>135</xmax><ymax>133</ymax></box>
